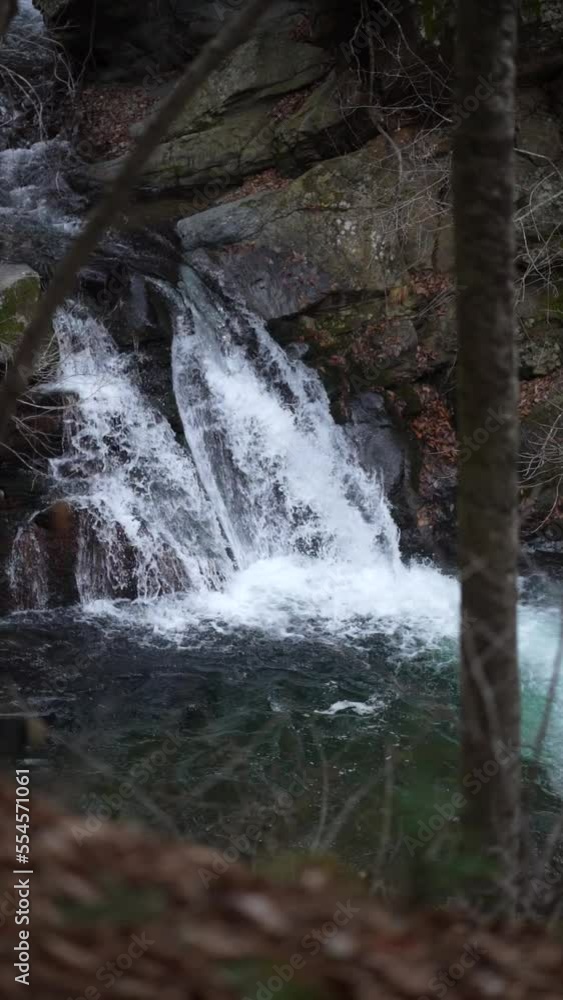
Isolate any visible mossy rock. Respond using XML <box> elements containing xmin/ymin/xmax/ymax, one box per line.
<box><xmin>165</xmin><ymin>37</ymin><xmax>331</xmax><ymax>140</ymax></box>
<box><xmin>519</xmin><ymin>328</ymin><xmax>562</xmax><ymax>377</ymax></box>
<box><xmin>0</xmin><ymin>264</ymin><xmax>40</xmax><ymax>361</ymax></box>
<box><xmin>96</xmin><ymin>37</ymin><xmax>332</xmax><ymax>195</ymax></box>
<box><xmin>179</xmin><ymin>135</ymin><xmax>442</xmax><ymax>294</ymax></box>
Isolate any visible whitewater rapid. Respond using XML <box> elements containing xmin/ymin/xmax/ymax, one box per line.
<box><xmin>38</xmin><ymin>275</ymin><xmax>463</xmax><ymax>652</ymax></box>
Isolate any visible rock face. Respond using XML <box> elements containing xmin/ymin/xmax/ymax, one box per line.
<box><xmin>176</xmin><ymin>133</ymin><xmax>446</xmax><ymax>438</ymax></box>
<box><xmin>33</xmin><ymin>0</ymin><xmax>343</xmax><ymax>81</ymax></box>
<box><xmin>91</xmin><ymin>43</ymin><xmax>374</xmax><ymax>197</ymax></box>
<box><xmin>0</xmin><ymin>264</ymin><xmax>40</xmax><ymax>360</ymax></box>
<box><xmin>133</xmin><ymin>37</ymin><xmax>336</xmax><ymax>194</ymax></box>
<box><xmin>179</xmin><ymin>133</ymin><xmax>443</xmax><ymax>298</ymax></box>
<box><xmin>346</xmin><ymin>391</ymin><xmax>418</xmax><ymax>544</ymax></box>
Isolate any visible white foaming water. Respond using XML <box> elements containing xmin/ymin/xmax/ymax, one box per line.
<box><xmin>173</xmin><ymin>267</ymin><xmax>400</xmax><ymax>571</ymax></box>
<box><xmin>0</xmin><ymin>141</ymin><xmax>79</xmax><ymax>226</ymax></box>
<box><xmin>8</xmin><ymin>525</ymin><xmax>49</xmax><ymax>611</ymax></box>
<box><xmin>71</xmin><ymin>274</ymin><xmax>563</xmax><ymax>780</ymax></box>
<box><xmin>88</xmin><ymin>268</ymin><xmax>454</xmax><ymax>650</ymax></box>
<box><xmin>49</xmin><ymin>305</ymin><xmax>234</xmax><ymax>600</ymax></box>
<box><xmin>7</xmin><ymin>263</ymin><xmax>562</xmax><ymax>774</ymax></box>
<box><xmin>45</xmin><ymin>277</ymin><xmax>557</xmax><ymax>678</ymax></box>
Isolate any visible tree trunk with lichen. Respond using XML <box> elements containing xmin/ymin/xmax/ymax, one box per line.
<box><xmin>453</xmin><ymin>0</ymin><xmax>521</xmax><ymax>883</ymax></box>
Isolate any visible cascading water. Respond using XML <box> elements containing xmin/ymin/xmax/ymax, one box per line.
<box><xmin>0</xmin><ymin>0</ymin><xmax>79</xmax><ymax>233</ymax></box>
<box><xmin>8</xmin><ymin>526</ymin><xmax>49</xmax><ymax>610</ymax></box>
<box><xmin>41</xmin><ymin>270</ymin><xmax>459</xmax><ymax>645</ymax></box>
<box><xmin>49</xmin><ymin>305</ymin><xmax>234</xmax><ymax>601</ymax></box>
<box><xmin>43</xmin><ymin>285</ymin><xmax>424</xmax><ymax>636</ymax></box>
<box><xmin>173</xmin><ymin>266</ymin><xmax>400</xmax><ymax>572</ymax></box>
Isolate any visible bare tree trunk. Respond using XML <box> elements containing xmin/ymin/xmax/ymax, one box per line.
<box><xmin>0</xmin><ymin>0</ymin><xmax>273</xmax><ymax>444</ymax></box>
<box><xmin>453</xmin><ymin>0</ymin><xmax>521</xmax><ymax>880</ymax></box>
<box><xmin>0</xmin><ymin>0</ymin><xmax>17</xmax><ymax>38</ymax></box>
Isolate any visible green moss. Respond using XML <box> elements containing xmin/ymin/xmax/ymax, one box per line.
<box><xmin>533</xmin><ymin>282</ymin><xmax>563</xmax><ymax>324</ymax></box>
<box><xmin>314</xmin><ymin>301</ymin><xmax>386</xmax><ymax>339</ymax></box>
<box><xmin>0</xmin><ymin>273</ymin><xmax>40</xmax><ymax>354</ymax></box>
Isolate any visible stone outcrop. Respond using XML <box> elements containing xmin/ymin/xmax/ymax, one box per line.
<box><xmin>131</xmin><ymin>37</ymin><xmax>336</xmax><ymax>194</ymax></box>
<box><xmin>0</xmin><ymin>263</ymin><xmax>70</xmax><ymax>612</ymax></box>
<box><xmin>179</xmin><ymin>134</ymin><xmax>444</xmax><ymax>298</ymax></box>
<box><xmin>91</xmin><ymin>44</ymin><xmax>374</xmax><ymax>197</ymax></box>
<box><xmin>0</xmin><ymin>263</ymin><xmax>40</xmax><ymax>360</ymax></box>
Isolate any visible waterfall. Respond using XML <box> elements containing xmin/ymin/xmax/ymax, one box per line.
<box><xmin>1</xmin><ymin>0</ymin><xmax>561</xmax><ymax>796</ymax></box>
<box><xmin>1</xmin><ymin>2</ymin><xmax>406</xmax><ymax>621</ymax></box>
<box><xmin>0</xmin><ymin>0</ymin><xmax>82</xmax><ymax>281</ymax></box>
<box><xmin>14</xmin><ymin>273</ymin><xmax>460</xmax><ymax>648</ymax></box>
<box><xmin>1</xmin><ymin>0</ymin><xmax>445</xmax><ymax>635</ymax></box>
<box><xmin>8</xmin><ymin>525</ymin><xmax>49</xmax><ymax>611</ymax></box>
<box><xmin>48</xmin><ymin>305</ymin><xmax>234</xmax><ymax>601</ymax></box>
<box><xmin>38</xmin><ymin>281</ymin><xmax>403</xmax><ymax>611</ymax></box>
<box><xmin>172</xmin><ymin>267</ymin><xmax>400</xmax><ymax>573</ymax></box>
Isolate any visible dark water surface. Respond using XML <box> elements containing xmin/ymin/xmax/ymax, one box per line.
<box><xmin>2</xmin><ymin>577</ymin><xmax>562</xmax><ymax>882</ymax></box>
<box><xmin>1</xmin><ymin>609</ymin><xmax>462</xmax><ymax>872</ymax></box>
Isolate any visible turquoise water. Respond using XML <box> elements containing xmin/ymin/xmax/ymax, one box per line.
<box><xmin>2</xmin><ymin>564</ymin><xmax>562</xmax><ymax>884</ymax></box>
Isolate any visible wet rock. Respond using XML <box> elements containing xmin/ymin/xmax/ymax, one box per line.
<box><xmin>0</xmin><ymin>263</ymin><xmax>40</xmax><ymax>360</ymax></box>
<box><xmin>32</xmin><ymin>501</ymin><xmax>80</xmax><ymax>605</ymax></box>
<box><xmin>0</xmin><ymin>382</ymin><xmax>73</xmax><ymax>613</ymax></box>
<box><xmin>190</xmin><ymin>247</ymin><xmax>334</xmax><ymax>321</ymax></box>
<box><xmin>346</xmin><ymin>392</ymin><xmax>421</xmax><ymax>550</ymax></box>
<box><xmin>5</xmin><ymin>502</ymin><xmax>80</xmax><ymax>612</ymax></box>
<box><xmin>0</xmin><ymin>472</ymin><xmax>48</xmax><ymax>614</ymax></box>
<box><xmin>347</xmin><ymin>392</ymin><xmax>406</xmax><ymax>498</ymax></box>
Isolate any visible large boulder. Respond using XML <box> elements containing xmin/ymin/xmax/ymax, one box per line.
<box><xmin>91</xmin><ymin>45</ymin><xmax>374</xmax><ymax>196</ymax></box>
<box><xmin>179</xmin><ymin>133</ymin><xmax>444</xmax><ymax>300</ymax></box>
<box><xmin>128</xmin><ymin>37</ymin><xmax>335</xmax><ymax>194</ymax></box>
<box><xmin>175</xmin><ymin>132</ymin><xmax>444</xmax><ymax>415</ymax></box>
<box><xmin>346</xmin><ymin>391</ymin><xmax>417</xmax><ymax>543</ymax></box>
